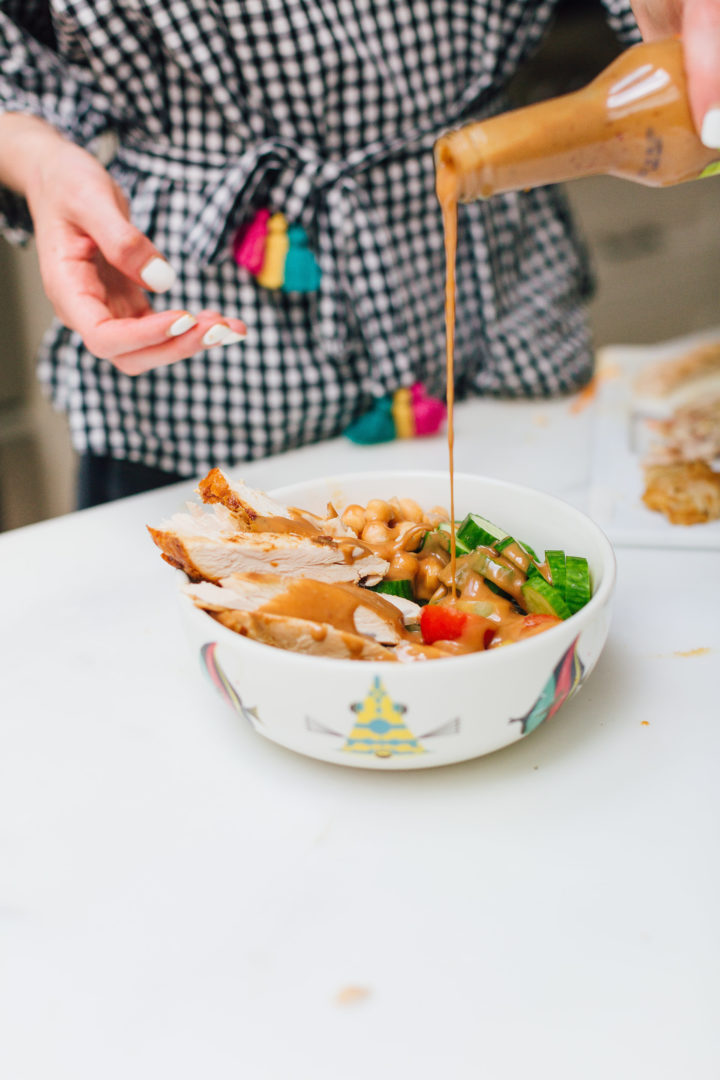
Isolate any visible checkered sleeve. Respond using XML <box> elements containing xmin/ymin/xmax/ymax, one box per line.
<box><xmin>599</xmin><ymin>0</ymin><xmax>642</xmax><ymax>44</ymax></box>
<box><xmin>0</xmin><ymin>1</ymin><xmax>108</xmax><ymax>243</ymax></box>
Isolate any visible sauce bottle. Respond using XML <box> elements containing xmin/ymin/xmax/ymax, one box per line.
<box><xmin>435</xmin><ymin>37</ymin><xmax>720</xmax><ymax>202</ymax></box>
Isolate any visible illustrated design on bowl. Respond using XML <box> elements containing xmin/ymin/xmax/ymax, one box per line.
<box><xmin>170</xmin><ymin>470</ymin><xmax>615</xmax><ymax>770</ymax></box>
<box><xmin>201</xmin><ymin>643</ymin><xmax>262</xmax><ymax>729</ymax></box>
<box><xmin>510</xmin><ymin>636</ymin><xmax>585</xmax><ymax>736</ymax></box>
<box><xmin>200</xmin><ymin>635</ymin><xmax>587</xmax><ymax>760</ymax></box>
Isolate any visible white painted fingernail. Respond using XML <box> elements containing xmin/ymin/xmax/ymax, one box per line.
<box><xmin>701</xmin><ymin>106</ymin><xmax>720</xmax><ymax>149</ymax></box>
<box><xmin>167</xmin><ymin>313</ymin><xmax>198</xmax><ymax>337</ymax></box>
<box><xmin>202</xmin><ymin>324</ymin><xmax>246</xmax><ymax>346</ymax></box>
<box><xmin>140</xmin><ymin>257</ymin><xmax>177</xmax><ymax>293</ymax></box>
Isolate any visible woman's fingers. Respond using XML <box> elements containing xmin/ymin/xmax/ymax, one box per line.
<box><xmin>99</xmin><ymin>311</ymin><xmax>248</xmax><ymax>376</ymax></box>
<box><xmin>632</xmin><ymin>1</ymin><xmax>720</xmax><ymax>146</ymax></box>
<box><xmin>43</xmin><ymin>231</ymin><xmax>248</xmax><ymax>372</ymax></box>
<box><xmin>631</xmin><ymin>0</ymin><xmax>684</xmax><ymax>38</ymax></box>
<box><xmin>62</xmin><ymin>162</ymin><xmax>178</xmax><ymax>295</ymax></box>
<box><xmin>72</xmin><ymin>306</ymin><xmax>198</xmax><ymax>360</ymax></box>
<box><xmin>28</xmin><ymin>140</ymin><xmax>178</xmax><ymax>297</ymax></box>
<box><xmin>25</xmin><ymin>140</ymin><xmax>249</xmax><ymax>373</ymax></box>
<box><xmin>682</xmin><ymin>0</ymin><xmax>720</xmax><ymax>145</ymax></box>
<box><xmin>80</xmin><ymin>199</ymin><xmax>177</xmax><ymax>295</ymax></box>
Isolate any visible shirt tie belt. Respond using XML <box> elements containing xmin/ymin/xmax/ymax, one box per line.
<box><xmin>114</xmin><ymin>135</ymin><xmax>422</xmax><ymax>397</ymax></box>
<box><xmin>112</xmin><ymin>92</ymin><xmax>508</xmax><ymax>405</ymax></box>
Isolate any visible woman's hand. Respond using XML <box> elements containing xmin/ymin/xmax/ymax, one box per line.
<box><xmin>631</xmin><ymin>0</ymin><xmax>720</xmax><ymax>147</ymax></box>
<box><xmin>0</xmin><ymin>114</ymin><xmax>246</xmax><ymax>375</ymax></box>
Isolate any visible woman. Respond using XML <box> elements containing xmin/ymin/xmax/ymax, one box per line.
<box><xmin>0</xmin><ymin>0</ymin><xmax>718</xmax><ymax>505</ymax></box>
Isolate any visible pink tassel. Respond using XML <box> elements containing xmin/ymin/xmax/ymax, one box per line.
<box><xmin>233</xmin><ymin>209</ymin><xmax>270</xmax><ymax>275</ymax></box>
<box><xmin>410</xmin><ymin>382</ymin><xmax>446</xmax><ymax>436</ymax></box>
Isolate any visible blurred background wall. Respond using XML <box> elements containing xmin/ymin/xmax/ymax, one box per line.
<box><xmin>0</xmin><ymin>0</ymin><xmax>718</xmax><ymax>531</ymax></box>
<box><xmin>0</xmin><ymin>241</ymin><xmax>75</xmax><ymax>529</ymax></box>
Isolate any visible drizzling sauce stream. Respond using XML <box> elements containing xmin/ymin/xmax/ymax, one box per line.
<box><xmin>433</xmin><ymin>36</ymin><xmax>720</xmax><ymax>599</ymax></box>
<box><xmin>436</xmin><ymin>155</ymin><xmax>459</xmax><ymax>598</ymax></box>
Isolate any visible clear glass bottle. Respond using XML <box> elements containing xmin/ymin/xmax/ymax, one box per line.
<box><xmin>435</xmin><ymin>37</ymin><xmax>720</xmax><ymax>204</ymax></box>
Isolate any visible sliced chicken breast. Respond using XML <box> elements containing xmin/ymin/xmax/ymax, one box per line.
<box><xmin>197</xmin><ymin>469</ymin><xmax>292</xmax><ymax>525</ymax></box>
<box><xmin>149</xmin><ymin>526</ymin><xmax>388</xmax><ymax>584</ymax></box>
<box><xmin>185</xmin><ymin>572</ymin><xmax>404</xmax><ymax>644</ymax></box>
<box><xmin>196</xmin><ymin>468</ymin><xmax>354</xmax><ymax>539</ymax></box>
<box><xmin>212</xmin><ymin>609</ymin><xmax>396</xmax><ymax>661</ymax></box>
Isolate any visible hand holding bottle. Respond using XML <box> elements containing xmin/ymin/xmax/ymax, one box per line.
<box><xmin>633</xmin><ymin>0</ymin><xmax>720</xmax><ymax>147</ymax></box>
<box><xmin>435</xmin><ymin>37</ymin><xmax>720</xmax><ymax>202</ymax></box>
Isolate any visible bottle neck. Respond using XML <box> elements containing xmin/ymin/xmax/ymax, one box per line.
<box><xmin>436</xmin><ymin>87</ymin><xmax>603</xmax><ymax>202</ymax></box>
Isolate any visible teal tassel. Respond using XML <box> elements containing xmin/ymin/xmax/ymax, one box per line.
<box><xmin>344</xmin><ymin>397</ymin><xmax>396</xmax><ymax>444</ymax></box>
<box><xmin>281</xmin><ymin>225</ymin><xmax>322</xmax><ymax>293</ymax></box>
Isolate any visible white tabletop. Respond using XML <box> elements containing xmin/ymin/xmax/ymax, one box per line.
<box><xmin>1</xmin><ymin>396</ymin><xmax>718</xmax><ymax>1080</ymax></box>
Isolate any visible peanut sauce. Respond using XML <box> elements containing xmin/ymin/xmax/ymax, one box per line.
<box><xmin>252</xmin><ymin>570</ymin><xmax>531</xmax><ymax>658</ymax></box>
<box><xmin>260</xmin><ymin>578</ymin><xmax>407</xmax><ymax>637</ymax></box>
<box><xmin>252</xmin><ymin>576</ymin><xmax>446</xmax><ymax>660</ymax></box>
<box><xmin>250</xmin><ymin>513</ymin><xmax>321</xmax><ymax>537</ymax></box>
<box><xmin>436</xmin><ymin>156</ymin><xmax>459</xmax><ymax>598</ymax></box>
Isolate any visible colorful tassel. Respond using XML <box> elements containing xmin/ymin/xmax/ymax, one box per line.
<box><xmin>282</xmin><ymin>224</ymin><xmax>322</xmax><ymax>293</ymax></box>
<box><xmin>233</xmin><ymin>208</ymin><xmax>270</xmax><ymax>275</ymax></box>
<box><xmin>256</xmin><ymin>212</ymin><xmax>289</xmax><ymax>290</ymax></box>
<box><xmin>344</xmin><ymin>396</ymin><xmax>396</xmax><ymax>445</ymax></box>
<box><xmin>344</xmin><ymin>384</ymin><xmax>446</xmax><ymax>445</ymax></box>
<box><xmin>391</xmin><ymin>386</ymin><xmax>415</xmax><ymax>439</ymax></box>
<box><xmin>232</xmin><ymin>210</ymin><xmax>322</xmax><ymax>293</ymax></box>
<box><xmin>410</xmin><ymin>382</ymin><xmax>447</xmax><ymax>436</ymax></box>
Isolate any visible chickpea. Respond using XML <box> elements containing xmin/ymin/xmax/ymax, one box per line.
<box><xmin>388</xmin><ymin>520</ymin><xmax>425</xmax><ymax>556</ymax></box>
<box><xmin>396</xmin><ymin>497</ymin><xmax>424</xmax><ymax>523</ymax></box>
<box><xmin>361</xmin><ymin>520</ymin><xmax>392</xmax><ymax>546</ymax></box>
<box><xmin>388</xmin><ymin>551</ymin><xmax>419</xmax><ymax>580</ymax></box>
<box><xmin>414</xmin><ymin>554</ymin><xmax>447</xmax><ymax>601</ymax></box>
<box><xmin>392</xmin><ymin>519</ymin><xmax>417</xmax><ymax>543</ymax></box>
<box><xmin>365</xmin><ymin>499</ymin><xmax>395</xmax><ymax>524</ymax></box>
<box><xmin>341</xmin><ymin>504</ymin><xmax>367</xmax><ymax>535</ymax></box>
<box><xmin>424</xmin><ymin>506</ymin><xmax>450</xmax><ymax>527</ymax></box>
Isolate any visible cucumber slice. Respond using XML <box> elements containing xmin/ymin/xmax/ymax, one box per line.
<box><xmin>525</xmin><ymin>562</ymin><xmax>544</xmax><ymax>581</ymax></box>
<box><xmin>471</xmin><ymin>549</ymin><xmax>525</xmax><ymax>602</ymax></box>
<box><xmin>565</xmin><ymin>556</ymin><xmax>591</xmax><ymax>613</ymax></box>
<box><xmin>456</xmin><ymin>513</ymin><xmax>509</xmax><ymax>551</ymax></box>
<box><xmin>521</xmin><ymin>578</ymin><xmax>572</xmax><ymax>620</ymax></box>
<box><xmin>437</xmin><ymin>521</ymin><xmax>471</xmax><ymax>554</ymax></box>
<box><xmin>484</xmin><ymin>579</ymin><xmax>516</xmax><ymax>602</ymax></box>
<box><xmin>454</xmin><ymin>600</ymin><xmax>495</xmax><ymax>617</ymax></box>
<box><xmin>371</xmin><ymin>579</ymin><xmax>414</xmax><ymax>601</ymax></box>
<box><xmin>496</xmin><ymin>537</ymin><xmax>527</xmax><ymax>574</ymax></box>
<box><xmin>545</xmin><ymin>550</ymin><xmax>566</xmax><ymax>595</ymax></box>
<box><xmin>495</xmin><ymin>536</ymin><xmax>542</xmax><ymax>577</ymax></box>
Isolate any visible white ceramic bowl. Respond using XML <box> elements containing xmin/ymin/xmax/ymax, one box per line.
<box><xmin>179</xmin><ymin>471</ymin><xmax>616</xmax><ymax>769</ymax></box>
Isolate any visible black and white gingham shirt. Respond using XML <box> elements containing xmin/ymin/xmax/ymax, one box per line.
<box><xmin>0</xmin><ymin>0</ymin><xmax>638</xmax><ymax>476</ymax></box>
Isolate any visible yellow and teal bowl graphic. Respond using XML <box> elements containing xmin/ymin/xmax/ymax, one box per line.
<box><xmin>343</xmin><ymin>676</ymin><xmax>425</xmax><ymax>758</ymax></box>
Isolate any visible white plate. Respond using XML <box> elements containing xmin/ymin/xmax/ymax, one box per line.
<box><xmin>589</xmin><ymin>327</ymin><xmax>720</xmax><ymax>549</ymax></box>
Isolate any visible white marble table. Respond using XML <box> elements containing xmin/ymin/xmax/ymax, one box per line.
<box><xmin>1</xmin><ymin>396</ymin><xmax>718</xmax><ymax>1080</ymax></box>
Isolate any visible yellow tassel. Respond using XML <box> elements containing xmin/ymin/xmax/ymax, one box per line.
<box><xmin>391</xmin><ymin>387</ymin><xmax>415</xmax><ymax>439</ymax></box>
<box><xmin>256</xmin><ymin>212</ymin><xmax>289</xmax><ymax>289</ymax></box>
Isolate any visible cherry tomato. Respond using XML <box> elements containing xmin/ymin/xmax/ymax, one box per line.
<box><xmin>420</xmin><ymin>605</ymin><xmax>496</xmax><ymax>649</ymax></box>
<box><xmin>420</xmin><ymin>604</ymin><xmax>468</xmax><ymax>643</ymax></box>
<box><xmin>519</xmin><ymin>612</ymin><xmax>563</xmax><ymax>638</ymax></box>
